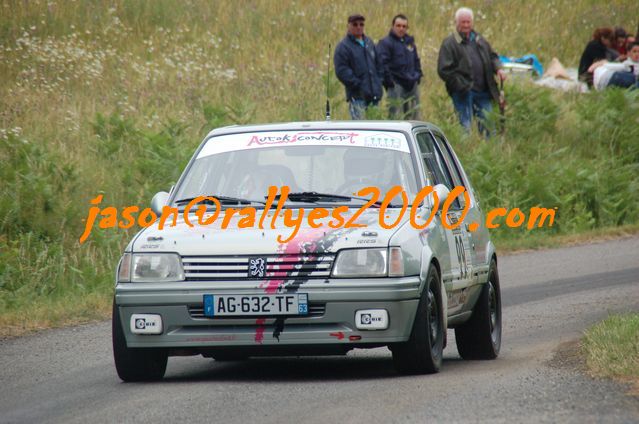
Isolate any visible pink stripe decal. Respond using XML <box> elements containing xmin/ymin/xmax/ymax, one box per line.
<box><xmin>253</xmin><ymin>227</ymin><xmax>328</xmax><ymax>343</ymax></box>
<box><xmin>254</xmin><ymin>318</ymin><xmax>266</xmax><ymax>343</ymax></box>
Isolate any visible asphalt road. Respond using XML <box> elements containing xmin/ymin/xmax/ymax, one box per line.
<box><xmin>2</xmin><ymin>237</ymin><xmax>639</xmax><ymax>423</ymax></box>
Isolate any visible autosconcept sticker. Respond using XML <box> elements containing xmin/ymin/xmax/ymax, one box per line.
<box><xmin>197</xmin><ymin>130</ymin><xmax>410</xmax><ymax>159</ymax></box>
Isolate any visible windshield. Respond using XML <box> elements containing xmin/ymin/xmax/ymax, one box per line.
<box><xmin>173</xmin><ymin>130</ymin><xmax>419</xmax><ymax>205</ymax></box>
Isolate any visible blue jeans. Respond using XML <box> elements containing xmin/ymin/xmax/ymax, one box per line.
<box><xmin>387</xmin><ymin>83</ymin><xmax>420</xmax><ymax>120</ymax></box>
<box><xmin>608</xmin><ymin>71</ymin><xmax>638</xmax><ymax>89</ymax></box>
<box><xmin>451</xmin><ymin>90</ymin><xmax>493</xmax><ymax>137</ymax></box>
<box><xmin>349</xmin><ymin>98</ymin><xmax>379</xmax><ymax>120</ymax></box>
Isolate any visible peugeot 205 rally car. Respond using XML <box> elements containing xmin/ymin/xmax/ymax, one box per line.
<box><xmin>112</xmin><ymin>121</ymin><xmax>502</xmax><ymax>381</ymax></box>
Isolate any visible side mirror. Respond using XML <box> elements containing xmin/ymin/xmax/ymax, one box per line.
<box><xmin>151</xmin><ymin>191</ymin><xmax>169</xmax><ymax>216</ymax></box>
<box><xmin>433</xmin><ymin>184</ymin><xmax>450</xmax><ymax>209</ymax></box>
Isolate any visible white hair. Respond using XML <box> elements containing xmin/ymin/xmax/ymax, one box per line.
<box><xmin>454</xmin><ymin>7</ymin><xmax>474</xmax><ymax>22</ymax></box>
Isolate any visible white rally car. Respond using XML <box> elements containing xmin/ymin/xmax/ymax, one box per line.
<box><xmin>113</xmin><ymin>121</ymin><xmax>502</xmax><ymax>381</ymax></box>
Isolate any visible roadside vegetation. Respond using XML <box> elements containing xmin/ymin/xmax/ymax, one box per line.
<box><xmin>582</xmin><ymin>314</ymin><xmax>639</xmax><ymax>393</ymax></box>
<box><xmin>1</xmin><ymin>0</ymin><xmax>638</xmax><ymax>336</ymax></box>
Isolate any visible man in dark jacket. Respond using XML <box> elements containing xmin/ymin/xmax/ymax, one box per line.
<box><xmin>377</xmin><ymin>14</ymin><xmax>423</xmax><ymax>120</ymax></box>
<box><xmin>334</xmin><ymin>14</ymin><xmax>384</xmax><ymax>119</ymax></box>
<box><xmin>437</xmin><ymin>7</ymin><xmax>505</xmax><ymax>137</ymax></box>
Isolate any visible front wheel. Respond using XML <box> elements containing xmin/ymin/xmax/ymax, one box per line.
<box><xmin>391</xmin><ymin>264</ymin><xmax>444</xmax><ymax>374</ymax></box>
<box><xmin>455</xmin><ymin>258</ymin><xmax>502</xmax><ymax>360</ymax></box>
<box><xmin>112</xmin><ymin>301</ymin><xmax>168</xmax><ymax>382</ymax></box>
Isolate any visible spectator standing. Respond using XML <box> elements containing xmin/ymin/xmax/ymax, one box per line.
<box><xmin>334</xmin><ymin>14</ymin><xmax>383</xmax><ymax>120</ymax></box>
<box><xmin>437</xmin><ymin>7</ymin><xmax>505</xmax><ymax>137</ymax></box>
<box><xmin>377</xmin><ymin>14</ymin><xmax>423</xmax><ymax>120</ymax></box>
<box><xmin>578</xmin><ymin>27</ymin><xmax>615</xmax><ymax>86</ymax></box>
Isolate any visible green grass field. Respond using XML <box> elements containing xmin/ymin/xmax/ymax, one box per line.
<box><xmin>582</xmin><ymin>314</ymin><xmax>639</xmax><ymax>392</ymax></box>
<box><xmin>1</xmin><ymin>0</ymin><xmax>638</xmax><ymax>336</ymax></box>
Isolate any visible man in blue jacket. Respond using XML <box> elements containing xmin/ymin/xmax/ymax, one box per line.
<box><xmin>334</xmin><ymin>14</ymin><xmax>384</xmax><ymax>120</ymax></box>
<box><xmin>377</xmin><ymin>14</ymin><xmax>423</xmax><ymax>120</ymax></box>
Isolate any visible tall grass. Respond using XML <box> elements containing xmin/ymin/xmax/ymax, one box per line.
<box><xmin>1</xmin><ymin>0</ymin><xmax>638</xmax><ymax>335</ymax></box>
<box><xmin>582</xmin><ymin>314</ymin><xmax>639</xmax><ymax>382</ymax></box>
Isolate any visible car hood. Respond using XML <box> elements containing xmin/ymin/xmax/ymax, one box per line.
<box><xmin>131</xmin><ymin>208</ymin><xmax>408</xmax><ymax>255</ymax></box>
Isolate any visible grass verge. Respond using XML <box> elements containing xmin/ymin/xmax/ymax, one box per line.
<box><xmin>582</xmin><ymin>314</ymin><xmax>639</xmax><ymax>395</ymax></box>
<box><xmin>495</xmin><ymin>224</ymin><xmax>639</xmax><ymax>253</ymax></box>
<box><xmin>0</xmin><ymin>291</ymin><xmax>112</xmax><ymax>340</ymax></box>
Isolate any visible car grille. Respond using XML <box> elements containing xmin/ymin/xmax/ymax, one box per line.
<box><xmin>182</xmin><ymin>254</ymin><xmax>335</xmax><ymax>281</ymax></box>
<box><xmin>187</xmin><ymin>303</ymin><xmax>326</xmax><ymax>319</ymax></box>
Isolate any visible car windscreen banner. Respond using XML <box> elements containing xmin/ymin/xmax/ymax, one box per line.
<box><xmin>197</xmin><ymin>130</ymin><xmax>410</xmax><ymax>159</ymax></box>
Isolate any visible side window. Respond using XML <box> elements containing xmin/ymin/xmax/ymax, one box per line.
<box><xmin>433</xmin><ymin>133</ymin><xmax>467</xmax><ymax>208</ymax></box>
<box><xmin>415</xmin><ymin>132</ymin><xmax>461</xmax><ymax>209</ymax></box>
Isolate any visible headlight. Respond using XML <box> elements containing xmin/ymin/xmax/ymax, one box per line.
<box><xmin>332</xmin><ymin>248</ymin><xmax>388</xmax><ymax>278</ymax></box>
<box><xmin>118</xmin><ymin>253</ymin><xmax>185</xmax><ymax>282</ymax></box>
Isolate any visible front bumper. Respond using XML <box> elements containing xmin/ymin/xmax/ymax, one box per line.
<box><xmin>115</xmin><ymin>277</ymin><xmax>422</xmax><ymax>348</ymax></box>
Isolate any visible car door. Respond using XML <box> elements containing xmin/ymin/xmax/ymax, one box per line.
<box><xmin>430</xmin><ymin>131</ymin><xmax>477</xmax><ymax>278</ymax></box>
<box><xmin>431</xmin><ymin>131</ymin><xmax>490</xmax><ymax>281</ymax></box>
<box><xmin>414</xmin><ymin>131</ymin><xmax>474</xmax><ymax>315</ymax></box>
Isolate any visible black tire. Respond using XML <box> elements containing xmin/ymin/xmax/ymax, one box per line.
<box><xmin>455</xmin><ymin>258</ymin><xmax>502</xmax><ymax>360</ymax></box>
<box><xmin>112</xmin><ymin>301</ymin><xmax>168</xmax><ymax>382</ymax></box>
<box><xmin>391</xmin><ymin>264</ymin><xmax>444</xmax><ymax>374</ymax></box>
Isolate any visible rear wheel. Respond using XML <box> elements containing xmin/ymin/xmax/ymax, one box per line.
<box><xmin>112</xmin><ymin>301</ymin><xmax>168</xmax><ymax>382</ymax></box>
<box><xmin>391</xmin><ymin>264</ymin><xmax>444</xmax><ymax>374</ymax></box>
<box><xmin>455</xmin><ymin>258</ymin><xmax>502</xmax><ymax>359</ymax></box>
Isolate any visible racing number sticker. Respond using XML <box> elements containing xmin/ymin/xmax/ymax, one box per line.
<box><xmin>447</xmin><ymin>212</ymin><xmax>472</xmax><ymax>281</ymax></box>
<box><xmin>454</xmin><ymin>234</ymin><xmax>469</xmax><ymax>280</ymax></box>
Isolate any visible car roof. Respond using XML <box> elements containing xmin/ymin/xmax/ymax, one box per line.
<box><xmin>205</xmin><ymin>120</ymin><xmax>443</xmax><ymax>138</ymax></box>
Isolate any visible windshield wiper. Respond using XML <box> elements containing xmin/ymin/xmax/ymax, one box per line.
<box><xmin>175</xmin><ymin>195</ymin><xmax>266</xmax><ymax>206</ymax></box>
<box><xmin>271</xmin><ymin>191</ymin><xmax>393</xmax><ymax>207</ymax></box>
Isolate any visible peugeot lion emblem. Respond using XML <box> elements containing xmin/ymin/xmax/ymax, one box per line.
<box><xmin>248</xmin><ymin>257</ymin><xmax>267</xmax><ymax>278</ymax></box>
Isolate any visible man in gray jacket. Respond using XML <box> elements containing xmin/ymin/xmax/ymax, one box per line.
<box><xmin>437</xmin><ymin>7</ymin><xmax>506</xmax><ymax>136</ymax></box>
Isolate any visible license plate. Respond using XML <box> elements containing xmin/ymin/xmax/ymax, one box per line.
<box><xmin>203</xmin><ymin>294</ymin><xmax>308</xmax><ymax>317</ymax></box>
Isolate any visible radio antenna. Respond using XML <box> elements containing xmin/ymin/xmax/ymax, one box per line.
<box><xmin>325</xmin><ymin>43</ymin><xmax>332</xmax><ymax>121</ymax></box>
